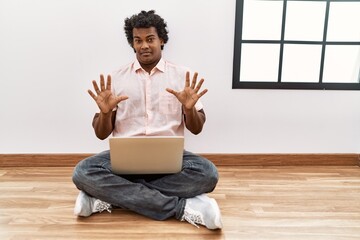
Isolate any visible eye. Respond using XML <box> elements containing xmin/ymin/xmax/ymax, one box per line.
<box><xmin>134</xmin><ymin>39</ymin><xmax>142</xmax><ymax>44</ymax></box>
<box><xmin>147</xmin><ymin>38</ymin><xmax>154</xmax><ymax>43</ymax></box>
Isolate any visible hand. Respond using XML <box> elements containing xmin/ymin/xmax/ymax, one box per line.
<box><xmin>166</xmin><ymin>71</ymin><xmax>208</xmax><ymax>111</ymax></box>
<box><xmin>88</xmin><ymin>74</ymin><xmax>128</xmax><ymax>114</ymax></box>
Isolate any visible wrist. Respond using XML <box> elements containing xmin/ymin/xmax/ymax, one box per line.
<box><xmin>183</xmin><ymin>106</ymin><xmax>195</xmax><ymax>115</ymax></box>
<box><xmin>100</xmin><ymin>110</ymin><xmax>113</xmax><ymax>118</ymax></box>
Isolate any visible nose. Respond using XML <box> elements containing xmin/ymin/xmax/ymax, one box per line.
<box><xmin>141</xmin><ymin>41</ymin><xmax>149</xmax><ymax>49</ymax></box>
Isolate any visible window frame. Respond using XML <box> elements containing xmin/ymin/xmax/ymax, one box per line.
<box><xmin>232</xmin><ymin>0</ymin><xmax>360</xmax><ymax>90</ymax></box>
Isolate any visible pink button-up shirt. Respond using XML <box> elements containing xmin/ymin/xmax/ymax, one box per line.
<box><xmin>111</xmin><ymin>58</ymin><xmax>203</xmax><ymax>137</ymax></box>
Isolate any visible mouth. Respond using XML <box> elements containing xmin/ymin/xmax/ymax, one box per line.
<box><xmin>141</xmin><ymin>52</ymin><xmax>152</xmax><ymax>56</ymax></box>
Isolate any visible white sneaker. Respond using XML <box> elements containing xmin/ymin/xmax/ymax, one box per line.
<box><xmin>181</xmin><ymin>194</ymin><xmax>223</xmax><ymax>230</ymax></box>
<box><xmin>74</xmin><ymin>191</ymin><xmax>112</xmax><ymax>217</ymax></box>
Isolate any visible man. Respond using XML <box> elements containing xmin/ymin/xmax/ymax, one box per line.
<box><xmin>72</xmin><ymin>10</ymin><xmax>222</xmax><ymax>230</ymax></box>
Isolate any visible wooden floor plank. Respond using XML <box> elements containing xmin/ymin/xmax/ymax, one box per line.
<box><xmin>0</xmin><ymin>166</ymin><xmax>359</xmax><ymax>239</ymax></box>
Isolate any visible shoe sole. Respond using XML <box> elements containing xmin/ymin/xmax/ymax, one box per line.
<box><xmin>197</xmin><ymin>194</ymin><xmax>223</xmax><ymax>229</ymax></box>
<box><xmin>74</xmin><ymin>191</ymin><xmax>90</xmax><ymax>217</ymax></box>
<box><xmin>209</xmin><ymin>198</ymin><xmax>223</xmax><ymax>229</ymax></box>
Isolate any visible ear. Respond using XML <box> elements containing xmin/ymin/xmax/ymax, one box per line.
<box><xmin>160</xmin><ymin>39</ymin><xmax>164</xmax><ymax>50</ymax></box>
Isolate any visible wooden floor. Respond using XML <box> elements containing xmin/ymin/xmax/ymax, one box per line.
<box><xmin>1</xmin><ymin>166</ymin><xmax>359</xmax><ymax>240</ymax></box>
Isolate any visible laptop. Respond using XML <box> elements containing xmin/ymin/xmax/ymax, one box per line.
<box><xmin>109</xmin><ymin>136</ymin><xmax>184</xmax><ymax>174</ymax></box>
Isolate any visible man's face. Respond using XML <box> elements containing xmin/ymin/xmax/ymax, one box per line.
<box><xmin>133</xmin><ymin>27</ymin><xmax>164</xmax><ymax>70</ymax></box>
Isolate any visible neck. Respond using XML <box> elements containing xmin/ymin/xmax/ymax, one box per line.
<box><xmin>139</xmin><ymin>59</ymin><xmax>161</xmax><ymax>74</ymax></box>
<box><xmin>141</xmin><ymin>64</ymin><xmax>156</xmax><ymax>74</ymax></box>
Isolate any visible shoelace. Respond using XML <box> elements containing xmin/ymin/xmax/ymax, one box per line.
<box><xmin>94</xmin><ymin>200</ymin><xmax>112</xmax><ymax>213</ymax></box>
<box><xmin>182</xmin><ymin>209</ymin><xmax>205</xmax><ymax>228</ymax></box>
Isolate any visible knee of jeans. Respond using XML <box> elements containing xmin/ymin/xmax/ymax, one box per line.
<box><xmin>202</xmin><ymin>161</ymin><xmax>219</xmax><ymax>191</ymax></box>
<box><xmin>72</xmin><ymin>161</ymin><xmax>87</xmax><ymax>187</ymax></box>
<box><xmin>208</xmin><ymin>168</ymin><xmax>219</xmax><ymax>190</ymax></box>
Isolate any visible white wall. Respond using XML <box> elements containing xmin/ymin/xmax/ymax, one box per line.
<box><xmin>1</xmin><ymin>0</ymin><xmax>360</xmax><ymax>154</ymax></box>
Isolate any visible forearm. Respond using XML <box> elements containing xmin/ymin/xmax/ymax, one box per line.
<box><xmin>92</xmin><ymin>111</ymin><xmax>116</xmax><ymax>140</ymax></box>
<box><xmin>183</xmin><ymin>108</ymin><xmax>206</xmax><ymax>135</ymax></box>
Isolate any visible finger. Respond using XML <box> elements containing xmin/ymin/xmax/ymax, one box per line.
<box><xmin>100</xmin><ymin>74</ymin><xmax>105</xmax><ymax>91</ymax></box>
<box><xmin>115</xmin><ymin>95</ymin><xmax>129</xmax><ymax>103</ymax></box>
<box><xmin>166</xmin><ymin>88</ymin><xmax>177</xmax><ymax>95</ymax></box>
<box><xmin>191</xmin><ymin>72</ymin><xmax>198</xmax><ymax>89</ymax></box>
<box><xmin>194</xmin><ymin>78</ymin><xmax>205</xmax><ymax>93</ymax></box>
<box><xmin>185</xmin><ymin>72</ymin><xmax>190</xmax><ymax>88</ymax></box>
<box><xmin>197</xmin><ymin>89</ymin><xmax>208</xmax><ymax>98</ymax></box>
<box><xmin>87</xmin><ymin>89</ymin><xmax>97</xmax><ymax>100</ymax></box>
<box><xmin>106</xmin><ymin>75</ymin><xmax>112</xmax><ymax>91</ymax></box>
<box><xmin>92</xmin><ymin>80</ymin><xmax>101</xmax><ymax>95</ymax></box>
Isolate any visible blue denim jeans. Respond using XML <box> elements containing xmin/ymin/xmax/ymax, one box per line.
<box><xmin>72</xmin><ymin>150</ymin><xmax>219</xmax><ymax>220</ymax></box>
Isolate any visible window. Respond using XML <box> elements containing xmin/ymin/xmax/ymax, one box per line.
<box><xmin>232</xmin><ymin>0</ymin><xmax>360</xmax><ymax>90</ymax></box>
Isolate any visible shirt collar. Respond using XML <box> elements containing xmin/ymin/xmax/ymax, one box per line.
<box><xmin>133</xmin><ymin>58</ymin><xmax>165</xmax><ymax>73</ymax></box>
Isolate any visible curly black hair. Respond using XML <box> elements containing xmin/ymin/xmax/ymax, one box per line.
<box><xmin>124</xmin><ymin>10</ymin><xmax>169</xmax><ymax>50</ymax></box>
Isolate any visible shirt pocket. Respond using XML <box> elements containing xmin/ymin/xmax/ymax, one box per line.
<box><xmin>159</xmin><ymin>92</ymin><xmax>181</xmax><ymax>115</ymax></box>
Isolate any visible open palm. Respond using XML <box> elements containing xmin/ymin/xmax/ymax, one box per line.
<box><xmin>166</xmin><ymin>72</ymin><xmax>208</xmax><ymax>110</ymax></box>
<box><xmin>88</xmin><ymin>74</ymin><xmax>128</xmax><ymax>114</ymax></box>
